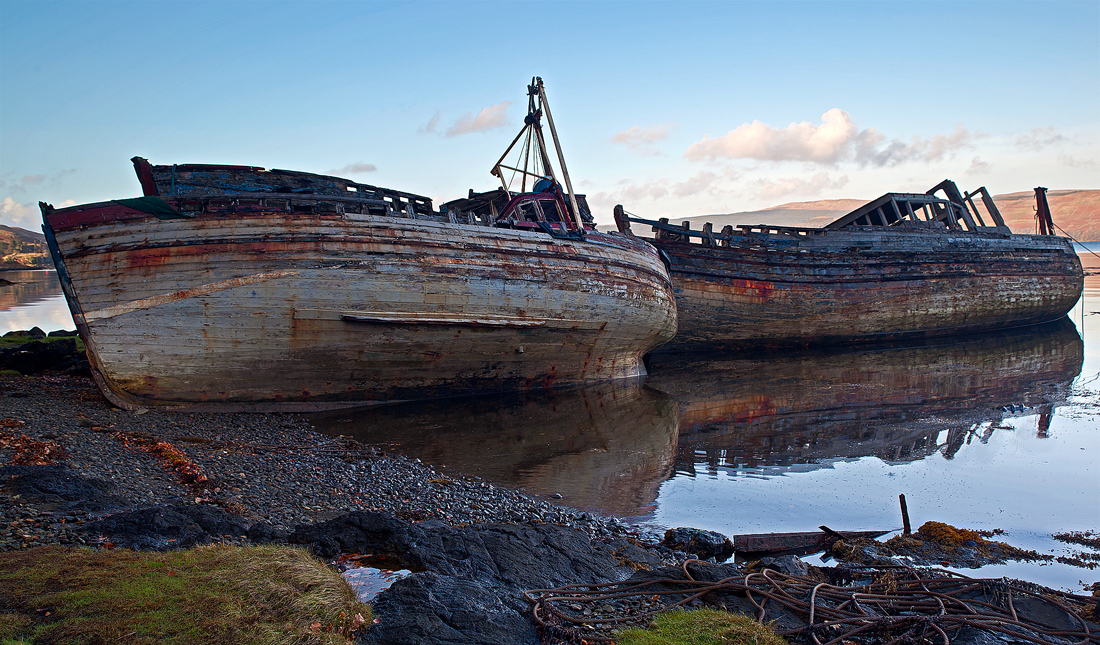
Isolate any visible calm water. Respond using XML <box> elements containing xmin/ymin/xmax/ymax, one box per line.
<box><xmin>0</xmin><ymin>270</ymin><xmax>73</xmax><ymax>335</ymax></box>
<box><xmin>4</xmin><ymin>256</ymin><xmax>1098</xmax><ymax>592</ymax></box>
<box><xmin>311</xmin><ymin>253</ymin><xmax>1100</xmax><ymax>592</ymax></box>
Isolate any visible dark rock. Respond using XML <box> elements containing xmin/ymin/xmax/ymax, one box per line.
<box><xmin>951</xmin><ymin>624</ymin><xmax>1079</xmax><ymax>645</ymax></box>
<box><xmin>28</xmin><ymin>327</ymin><xmax>46</xmax><ymax>339</ymax></box>
<box><xmin>957</xmin><ymin>584</ymin><xmax>1086</xmax><ymax>633</ymax></box>
<box><xmin>288</xmin><ymin>511</ymin><xmax>426</xmax><ymax>565</ymax></box>
<box><xmin>370</xmin><ymin>572</ymin><xmax>536</xmax><ymax>645</ymax></box>
<box><xmin>756</xmin><ymin>554</ymin><xmax>810</xmax><ymax>577</ymax></box>
<box><xmin>47</xmin><ymin>330</ymin><xmax>78</xmax><ymax>338</ymax></box>
<box><xmin>246</xmin><ymin>520</ymin><xmax>287</xmax><ymax>543</ymax></box>
<box><xmin>661</xmin><ymin>526</ymin><xmax>734</xmax><ymax>561</ymax></box>
<box><xmin>0</xmin><ymin>337</ymin><xmax>86</xmax><ymax>375</ymax></box>
<box><xmin>0</xmin><ymin>465</ymin><xmax>129</xmax><ymax>512</ymax></box>
<box><xmin>288</xmin><ymin>511</ymin><xmax>644</xmax><ymax>645</ymax></box>
<box><xmin>83</xmin><ymin>503</ymin><xmax>249</xmax><ymax>550</ymax></box>
<box><xmin>605</xmin><ymin>536</ymin><xmax>667</xmax><ymax>570</ymax></box>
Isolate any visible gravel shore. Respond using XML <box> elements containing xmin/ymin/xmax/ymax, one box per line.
<box><xmin>0</xmin><ymin>374</ymin><xmax>651</xmax><ymax>551</ymax></box>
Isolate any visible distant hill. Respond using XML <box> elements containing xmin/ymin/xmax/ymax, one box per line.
<box><xmin>993</xmin><ymin>189</ymin><xmax>1100</xmax><ymax>242</ymax></box>
<box><xmin>0</xmin><ymin>225</ymin><xmax>50</xmax><ymax>270</ymax></box>
<box><xmin>667</xmin><ymin>189</ymin><xmax>1100</xmax><ymax>242</ymax></box>
<box><xmin>670</xmin><ymin>199</ymin><xmax>865</xmax><ymax>231</ymax></box>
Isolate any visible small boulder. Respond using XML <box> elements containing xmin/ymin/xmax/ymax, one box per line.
<box><xmin>661</xmin><ymin>527</ymin><xmax>734</xmax><ymax>561</ymax></box>
<box><xmin>756</xmin><ymin>554</ymin><xmax>809</xmax><ymax>577</ymax></box>
<box><xmin>83</xmin><ymin>503</ymin><xmax>249</xmax><ymax>550</ymax></box>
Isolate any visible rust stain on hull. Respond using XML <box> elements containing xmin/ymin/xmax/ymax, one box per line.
<box><xmin>616</xmin><ymin>184</ymin><xmax>1084</xmax><ymax>350</ymax></box>
<box><xmin>662</xmin><ymin>242</ymin><xmax>1083</xmax><ymax>348</ymax></box>
<box><xmin>624</xmin><ymin>220</ymin><xmax>1078</xmax><ymax>350</ymax></box>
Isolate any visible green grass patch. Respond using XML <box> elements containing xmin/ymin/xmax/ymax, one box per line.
<box><xmin>0</xmin><ymin>336</ymin><xmax>84</xmax><ymax>353</ymax></box>
<box><xmin>616</xmin><ymin>608</ymin><xmax>787</xmax><ymax>645</ymax></box>
<box><xmin>0</xmin><ymin>544</ymin><xmax>369</xmax><ymax>645</ymax></box>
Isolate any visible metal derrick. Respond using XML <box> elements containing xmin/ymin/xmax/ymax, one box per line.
<box><xmin>491</xmin><ymin>77</ymin><xmax>584</xmax><ymax>229</ymax></box>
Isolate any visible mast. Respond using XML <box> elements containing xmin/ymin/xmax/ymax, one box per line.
<box><xmin>490</xmin><ymin>77</ymin><xmax>584</xmax><ymax>229</ymax></box>
<box><xmin>534</xmin><ymin>78</ymin><xmax>583</xmax><ymax>229</ymax></box>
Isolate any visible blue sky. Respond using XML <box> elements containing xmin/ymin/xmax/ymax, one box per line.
<box><xmin>2</xmin><ymin>0</ymin><xmax>1097</xmax><ymax>229</ymax></box>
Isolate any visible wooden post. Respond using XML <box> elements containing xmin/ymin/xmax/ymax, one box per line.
<box><xmin>702</xmin><ymin>222</ymin><xmax>715</xmax><ymax>247</ymax></box>
<box><xmin>613</xmin><ymin>205</ymin><xmax>632</xmax><ymax>235</ymax></box>
<box><xmin>899</xmin><ymin>494</ymin><xmax>911</xmax><ymax>535</ymax></box>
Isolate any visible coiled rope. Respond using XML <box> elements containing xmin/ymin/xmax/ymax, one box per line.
<box><xmin>524</xmin><ymin>560</ymin><xmax>1099</xmax><ymax>644</ymax></box>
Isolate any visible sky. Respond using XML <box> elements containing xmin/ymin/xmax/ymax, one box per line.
<box><xmin>1</xmin><ymin>0</ymin><xmax>1098</xmax><ymax>230</ymax></box>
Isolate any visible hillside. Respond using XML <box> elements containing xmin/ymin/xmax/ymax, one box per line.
<box><xmin>0</xmin><ymin>225</ymin><xmax>49</xmax><ymax>269</ymax></box>
<box><xmin>993</xmin><ymin>189</ymin><xmax>1099</xmax><ymax>242</ymax></box>
<box><xmin>668</xmin><ymin>189</ymin><xmax>1099</xmax><ymax>241</ymax></box>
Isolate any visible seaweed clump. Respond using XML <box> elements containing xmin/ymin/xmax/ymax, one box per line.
<box><xmin>829</xmin><ymin>521</ymin><xmax>1053</xmax><ymax>569</ymax></box>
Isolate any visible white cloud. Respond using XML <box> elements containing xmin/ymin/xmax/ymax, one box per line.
<box><xmin>966</xmin><ymin>156</ymin><xmax>991</xmax><ymax>175</ymax></box>
<box><xmin>685</xmin><ymin>108</ymin><xmax>859</xmax><ymax>163</ymax></box>
<box><xmin>749</xmin><ymin>172</ymin><xmax>850</xmax><ymax>201</ymax></box>
<box><xmin>586</xmin><ymin>168</ymin><xmax>741</xmax><ymax>218</ymax></box>
<box><xmin>420</xmin><ymin>111</ymin><xmax>441</xmax><ymax>134</ymax></box>
<box><xmin>610</xmin><ymin>123</ymin><xmax>673</xmax><ymax>156</ymax></box>
<box><xmin>684</xmin><ymin>109</ymin><xmax>977</xmax><ymax>167</ymax></box>
<box><xmin>1</xmin><ymin>197</ymin><xmax>39</xmax><ymax>228</ymax></box>
<box><xmin>1058</xmin><ymin>154</ymin><xmax>1096</xmax><ymax>169</ymax></box>
<box><xmin>1016</xmin><ymin>126</ymin><xmax>1065</xmax><ymax>150</ymax></box>
<box><xmin>0</xmin><ymin>170</ymin><xmax>77</xmax><ymax>195</ymax></box>
<box><xmin>329</xmin><ymin>162</ymin><xmax>377</xmax><ymax>175</ymax></box>
<box><xmin>592</xmin><ymin>168</ymin><xmax>736</xmax><ymax>204</ymax></box>
<box><xmin>672</xmin><ymin>170</ymin><xmax>728</xmax><ymax>197</ymax></box>
<box><xmin>445</xmin><ymin>101</ymin><xmax>513</xmax><ymax>137</ymax></box>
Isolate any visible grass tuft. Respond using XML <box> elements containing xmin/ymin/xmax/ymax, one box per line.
<box><xmin>616</xmin><ymin>608</ymin><xmax>787</xmax><ymax>645</ymax></box>
<box><xmin>0</xmin><ymin>544</ymin><xmax>369</xmax><ymax>645</ymax></box>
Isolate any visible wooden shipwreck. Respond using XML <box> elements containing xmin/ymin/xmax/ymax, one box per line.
<box><xmin>615</xmin><ymin>181</ymin><xmax>1083</xmax><ymax>350</ymax></box>
<box><xmin>40</xmin><ymin>78</ymin><xmax>677</xmax><ymax>410</ymax></box>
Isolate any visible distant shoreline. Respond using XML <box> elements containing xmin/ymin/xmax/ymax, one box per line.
<box><xmin>0</xmin><ymin>263</ymin><xmax>51</xmax><ymax>272</ymax></box>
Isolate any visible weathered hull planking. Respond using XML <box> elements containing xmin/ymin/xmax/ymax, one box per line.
<box><xmin>618</xmin><ymin>184</ymin><xmax>1083</xmax><ymax>350</ymax></box>
<box><xmin>42</xmin><ymin>201</ymin><xmax>676</xmax><ymax>410</ymax></box>
<box><xmin>661</xmin><ymin>230</ymin><xmax>1082</xmax><ymax>347</ymax></box>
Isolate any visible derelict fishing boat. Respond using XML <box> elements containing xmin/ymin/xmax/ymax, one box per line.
<box><xmin>40</xmin><ymin>78</ymin><xmax>676</xmax><ymax>410</ymax></box>
<box><xmin>615</xmin><ymin>182</ymin><xmax>1082</xmax><ymax>350</ymax></box>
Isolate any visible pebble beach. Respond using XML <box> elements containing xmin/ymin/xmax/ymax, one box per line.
<box><xmin>0</xmin><ymin>373</ymin><xmax>647</xmax><ymax>552</ymax></box>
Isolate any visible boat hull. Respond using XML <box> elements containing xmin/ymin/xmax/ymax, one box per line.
<box><xmin>43</xmin><ymin>202</ymin><xmax>676</xmax><ymax>409</ymax></box>
<box><xmin>650</xmin><ymin>227</ymin><xmax>1082</xmax><ymax>349</ymax></box>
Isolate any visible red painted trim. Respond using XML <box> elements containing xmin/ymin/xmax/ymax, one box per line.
<box><xmin>131</xmin><ymin>157</ymin><xmax>160</xmax><ymax>196</ymax></box>
<box><xmin>171</xmin><ymin>163</ymin><xmax>266</xmax><ymax>172</ymax></box>
<box><xmin>46</xmin><ymin>203</ymin><xmax>154</xmax><ymax>231</ymax></box>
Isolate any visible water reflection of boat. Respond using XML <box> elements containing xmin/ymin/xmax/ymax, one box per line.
<box><xmin>644</xmin><ymin>318</ymin><xmax>1084</xmax><ymax>475</ymax></box>
<box><xmin>0</xmin><ymin>270</ymin><xmax>62</xmax><ymax>312</ymax></box>
<box><xmin>308</xmin><ymin>379</ymin><xmax>680</xmax><ymax>517</ymax></box>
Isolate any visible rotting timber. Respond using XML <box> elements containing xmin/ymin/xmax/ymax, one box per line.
<box><xmin>616</xmin><ymin>181</ymin><xmax>1083</xmax><ymax>350</ymax></box>
<box><xmin>39</xmin><ymin>78</ymin><xmax>677</xmax><ymax>410</ymax></box>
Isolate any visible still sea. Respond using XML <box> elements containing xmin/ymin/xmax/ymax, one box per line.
<box><xmin>3</xmin><ymin>253</ymin><xmax>1097</xmax><ymax>592</ymax></box>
